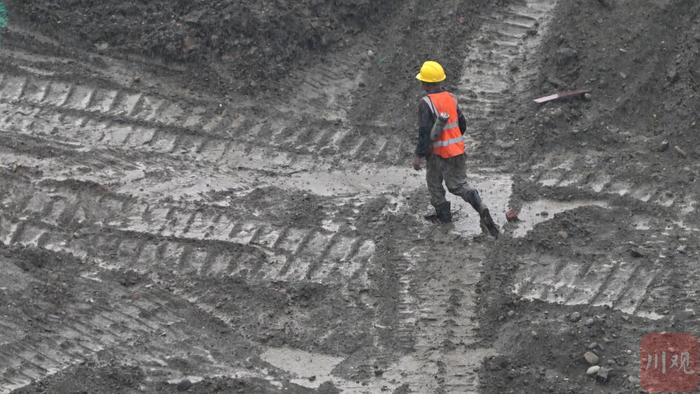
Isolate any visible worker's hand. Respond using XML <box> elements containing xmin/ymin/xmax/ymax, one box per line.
<box><xmin>412</xmin><ymin>155</ymin><xmax>425</xmax><ymax>171</ymax></box>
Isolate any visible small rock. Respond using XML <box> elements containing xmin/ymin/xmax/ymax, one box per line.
<box><xmin>674</xmin><ymin>145</ymin><xmax>688</xmax><ymax>158</ymax></box>
<box><xmin>586</xmin><ymin>365</ymin><xmax>600</xmax><ymax>376</ymax></box>
<box><xmin>317</xmin><ymin>381</ymin><xmax>341</xmax><ymax>394</ymax></box>
<box><xmin>596</xmin><ymin>367</ymin><xmax>610</xmax><ymax>382</ymax></box>
<box><xmin>507</xmin><ymin>310</ymin><xmax>515</xmax><ymax>317</ymax></box>
<box><xmin>546</xmin><ymin>75</ymin><xmax>567</xmax><ymax>88</ymax></box>
<box><xmin>584</xmin><ymin>318</ymin><xmax>595</xmax><ymax>327</ymax></box>
<box><xmin>556</xmin><ymin>47</ymin><xmax>578</xmax><ymax>64</ymax></box>
<box><xmin>367</xmin><ymin>49</ymin><xmax>375</xmax><ymax>57</ymax></box>
<box><xmin>658</xmin><ymin>139</ymin><xmax>670</xmax><ymax>152</ymax></box>
<box><xmin>587</xmin><ymin>342</ymin><xmax>599</xmax><ymax>350</ymax></box>
<box><xmin>182</xmin><ymin>35</ymin><xmax>199</xmax><ymax>52</ymax></box>
<box><xmin>496</xmin><ymin>140</ymin><xmax>516</xmax><ymax>150</ymax></box>
<box><xmin>95</xmin><ymin>42</ymin><xmax>109</xmax><ymax>51</ymax></box>
<box><xmin>176</xmin><ymin>379</ymin><xmax>193</xmax><ymax>391</ymax></box>
<box><xmin>583</xmin><ymin>92</ymin><xmax>592</xmax><ymax>101</ymax></box>
<box><xmin>584</xmin><ymin>351</ymin><xmax>600</xmax><ymax>365</ymax></box>
<box><xmin>629</xmin><ymin>248</ymin><xmax>645</xmax><ymax>258</ymax></box>
<box><xmin>667</xmin><ymin>68</ymin><xmax>679</xmax><ymax>83</ymax></box>
<box><xmin>619</xmin><ymin>72</ymin><xmax>627</xmax><ymax>79</ymax></box>
<box><xmin>568</xmin><ymin>312</ymin><xmax>582</xmax><ymax>322</ymax></box>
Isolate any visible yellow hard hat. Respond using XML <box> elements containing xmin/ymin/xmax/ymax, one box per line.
<box><xmin>416</xmin><ymin>60</ymin><xmax>446</xmax><ymax>83</ymax></box>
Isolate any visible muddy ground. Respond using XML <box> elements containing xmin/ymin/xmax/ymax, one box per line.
<box><xmin>0</xmin><ymin>0</ymin><xmax>699</xmax><ymax>393</ymax></box>
<box><xmin>11</xmin><ymin>0</ymin><xmax>402</xmax><ymax>94</ymax></box>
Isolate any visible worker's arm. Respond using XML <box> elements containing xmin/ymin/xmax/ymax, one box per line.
<box><xmin>457</xmin><ymin>107</ymin><xmax>466</xmax><ymax>135</ymax></box>
<box><xmin>415</xmin><ymin>99</ymin><xmax>434</xmax><ymax>158</ymax></box>
<box><xmin>413</xmin><ymin>99</ymin><xmax>434</xmax><ymax>170</ymax></box>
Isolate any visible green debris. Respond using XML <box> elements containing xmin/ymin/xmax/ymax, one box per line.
<box><xmin>0</xmin><ymin>2</ymin><xmax>7</xmax><ymax>29</ymax></box>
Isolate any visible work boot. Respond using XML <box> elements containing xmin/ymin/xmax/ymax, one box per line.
<box><xmin>479</xmin><ymin>205</ymin><xmax>499</xmax><ymax>238</ymax></box>
<box><xmin>437</xmin><ymin>202</ymin><xmax>452</xmax><ymax>223</ymax></box>
<box><xmin>424</xmin><ymin>202</ymin><xmax>452</xmax><ymax>224</ymax></box>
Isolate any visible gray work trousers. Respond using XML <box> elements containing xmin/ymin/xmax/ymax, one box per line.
<box><xmin>426</xmin><ymin>153</ymin><xmax>482</xmax><ymax>212</ymax></box>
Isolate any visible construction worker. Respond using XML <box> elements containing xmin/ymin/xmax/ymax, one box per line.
<box><xmin>412</xmin><ymin>60</ymin><xmax>499</xmax><ymax>238</ymax></box>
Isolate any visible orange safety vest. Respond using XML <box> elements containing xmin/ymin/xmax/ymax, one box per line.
<box><xmin>422</xmin><ymin>91</ymin><xmax>465</xmax><ymax>158</ymax></box>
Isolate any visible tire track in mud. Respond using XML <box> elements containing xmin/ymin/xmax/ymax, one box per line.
<box><xmin>529</xmin><ymin>153</ymin><xmax>698</xmax><ymax>214</ymax></box>
<box><xmin>508</xmin><ymin>206</ymin><xmax>700</xmax><ymax>322</ymax></box>
<box><xmin>511</xmin><ymin>156</ymin><xmax>697</xmax><ymax>320</ymax></box>
<box><xmin>0</xmin><ymin>1</ymin><xmax>568</xmax><ymax>391</ymax></box>
<box><xmin>0</xmin><ymin>174</ymin><xmax>376</xmax><ymax>286</ymax></box>
<box><xmin>0</xmin><ymin>86</ymin><xmax>419</xmax><ymax>201</ymax></box>
<box><xmin>388</xmin><ymin>245</ymin><xmax>495</xmax><ymax>393</ymax></box>
<box><xmin>0</xmin><ymin>292</ymin><xmax>182</xmax><ymax>392</ymax></box>
<box><xmin>0</xmin><ymin>174</ymin><xmax>380</xmax><ymax>374</ymax></box>
<box><xmin>511</xmin><ymin>253</ymin><xmax>667</xmax><ymax>320</ymax></box>
<box><xmin>376</xmin><ymin>1</ymin><xmax>560</xmax><ymax>392</ymax></box>
<box><xmin>0</xmin><ymin>67</ymin><xmax>405</xmax><ymax>166</ymax></box>
<box><xmin>0</xmin><ymin>249</ymin><xmax>266</xmax><ymax>394</ymax></box>
<box><xmin>326</xmin><ymin>3</ymin><xmax>562</xmax><ymax>392</ymax></box>
<box><xmin>0</xmin><ymin>176</ymin><xmax>372</xmax><ymax>392</ymax></box>
<box><xmin>457</xmin><ymin>0</ymin><xmax>559</xmax><ymax>153</ymax></box>
<box><xmin>452</xmin><ymin>0</ymin><xmax>695</xmax><ymax>334</ymax></box>
<box><xmin>2</xmin><ymin>23</ymin><xmax>190</xmax><ymax>76</ymax></box>
<box><xmin>286</xmin><ymin>36</ymin><xmax>374</xmax><ymax>118</ymax></box>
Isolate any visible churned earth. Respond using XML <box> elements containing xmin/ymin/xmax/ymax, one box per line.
<box><xmin>0</xmin><ymin>0</ymin><xmax>698</xmax><ymax>393</ymax></box>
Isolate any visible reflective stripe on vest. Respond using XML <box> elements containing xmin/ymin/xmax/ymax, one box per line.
<box><xmin>424</xmin><ymin>91</ymin><xmax>465</xmax><ymax>158</ymax></box>
<box><xmin>432</xmin><ymin>135</ymin><xmax>464</xmax><ymax>148</ymax></box>
<box><xmin>442</xmin><ymin>122</ymin><xmax>458</xmax><ymax>130</ymax></box>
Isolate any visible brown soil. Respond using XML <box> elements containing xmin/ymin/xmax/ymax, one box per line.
<box><xmin>10</xmin><ymin>0</ymin><xmax>401</xmax><ymax>93</ymax></box>
<box><xmin>1</xmin><ymin>0</ymin><xmax>699</xmax><ymax>393</ymax></box>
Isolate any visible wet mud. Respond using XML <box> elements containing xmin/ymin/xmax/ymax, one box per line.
<box><xmin>0</xmin><ymin>0</ymin><xmax>698</xmax><ymax>393</ymax></box>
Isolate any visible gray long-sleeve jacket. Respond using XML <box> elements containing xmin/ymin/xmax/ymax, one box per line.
<box><xmin>415</xmin><ymin>89</ymin><xmax>467</xmax><ymax>158</ymax></box>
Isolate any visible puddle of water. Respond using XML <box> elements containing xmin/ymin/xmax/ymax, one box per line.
<box><xmin>321</xmin><ymin>219</ymin><xmax>340</xmax><ymax>232</ymax></box>
<box><xmin>448</xmin><ymin>173</ymin><xmax>513</xmax><ymax>237</ymax></box>
<box><xmin>285</xmin><ymin>165</ymin><xmax>424</xmax><ymax>196</ymax></box>
<box><xmin>513</xmin><ymin>199</ymin><xmax>610</xmax><ymax>237</ymax></box>
<box><xmin>166</xmin><ymin>376</ymin><xmax>204</xmax><ymax>385</ymax></box>
<box><xmin>260</xmin><ymin>347</ymin><xmax>344</xmax><ymax>389</ymax></box>
<box><xmin>632</xmin><ymin>216</ymin><xmax>652</xmax><ymax>230</ymax></box>
<box><xmin>119</xmin><ymin>171</ymin><xmax>253</xmax><ymax>200</ymax></box>
<box><xmin>635</xmin><ymin>310</ymin><xmax>665</xmax><ymax>321</ymax></box>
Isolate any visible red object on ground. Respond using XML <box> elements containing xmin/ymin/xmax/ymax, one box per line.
<box><xmin>505</xmin><ymin>209</ymin><xmax>519</xmax><ymax>222</ymax></box>
<box><xmin>534</xmin><ymin>89</ymin><xmax>590</xmax><ymax>104</ymax></box>
<box><xmin>640</xmin><ymin>332</ymin><xmax>699</xmax><ymax>393</ymax></box>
